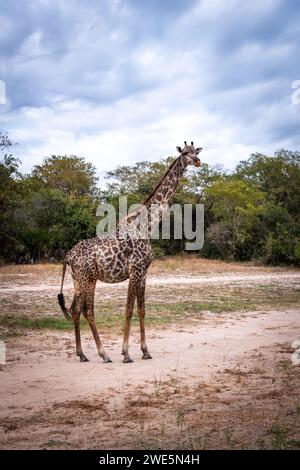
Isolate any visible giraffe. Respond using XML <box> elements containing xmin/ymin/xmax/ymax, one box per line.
<box><xmin>58</xmin><ymin>142</ymin><xmax>202</xmax><ymax>363</ymax></box>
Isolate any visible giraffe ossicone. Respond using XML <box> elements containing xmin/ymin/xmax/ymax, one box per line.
<box><xmin>58</xmin><ymin>143</ymin><xmax>203</xmax><ymax>363</ymax></box>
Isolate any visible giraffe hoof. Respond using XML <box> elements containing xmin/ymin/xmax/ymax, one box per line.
<box><xmin>80</xmin><ymin>355</ymin><xmax>89</xmax><ymax>362</ymax></box>
<box><xmin>103</xmin><ymin>357</ymin><xmax>112</xmax><ymax>363</ymax></box>
<box><xmin>123</xmin><ymin>357</ymin><xmax>134</xmax><ymax>363</ymax></box>
<box><xmin>142</xmin><ymin>353</ymin><xmax>152</xmax><ymax>360</ymax></box>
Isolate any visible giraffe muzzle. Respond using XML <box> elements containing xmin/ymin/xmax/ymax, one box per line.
<box><xmin>194</xmin><ymin>158</ymin><xmax>201</xmax><ymax>167</ymax></box>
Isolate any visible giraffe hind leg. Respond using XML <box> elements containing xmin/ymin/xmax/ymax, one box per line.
<box><xmin>122</xmin><ymin>276</ymin><xmax>137</xmax><ymax>363</ymax></box>
<box><xmin>82</xmin><ymin>284</ymin><xmax>112</xmax><ymax>363</ymax></box>
<box><xmin>137</xmin><ymin>277</ymin><xmax>152</xmax><ymax>360</ymax></box>
<box><xmin>70</xmin><ymin>293</ymin><xmax>89</xmax><ymax>362</ymax></box>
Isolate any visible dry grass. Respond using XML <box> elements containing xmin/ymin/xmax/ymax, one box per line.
<box><xmin>149</xmin><ymin>255</ymin><xmax>297</xmax><ymax>275</ymax></box>
<box><xmin>0</xmin><ymin>259</ymin><xmax>299</xmax><ymax>337</ymax></box>
<box><xmin>0</xmin><ymin>255</ymin><xmax>296</xmax><ymax>279</ymax></box>
<box><xmin>1</xmin><ymin>282</ymin><xmax>300</xmax><ymax>337</ymax></box>
<box><xmin>1</xmin><ymin>343</ymin><xmax>299</xmax><ymax>449</ymax></box>
<box><xmin>1</xmin><ymin>261</ymin><xmax>299</xmax><ymax>450</ymax></box>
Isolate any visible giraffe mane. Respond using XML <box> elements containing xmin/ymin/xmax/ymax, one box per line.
<box><xmin>117</xmin><ymin>155</ymin><xmax>181</xmax><ymax>227</ymax></box>
<box><xmin>142</xmin><ymin>156</ymin><xmax>180</xmax><ymax>207</ymax></box>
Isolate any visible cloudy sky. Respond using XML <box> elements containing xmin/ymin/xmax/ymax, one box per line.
<box><xmin>0</xmin><ymin>0</ymin><xmax>300</xmax><ymax>181</ymax></box>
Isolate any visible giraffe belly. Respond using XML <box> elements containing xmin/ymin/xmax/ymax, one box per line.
<box><xmin>96</xmin><ymin>256</ymin><xmax>129</xmax><ymax>283</ymax></box>
<box><xmin>98</xmin><ymin>270</ymin><xmax>129</xmax><ymax>283</ymax></box>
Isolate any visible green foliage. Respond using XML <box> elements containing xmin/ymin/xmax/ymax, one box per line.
<box><xmin>0</xmin><ymin>137</ymin><xmax>99</xmax><ymax>262</ymax></box>
<box><xmin>32</xmin><ymin>155</ymin><xmax>99</xmax><ymax>197</ymax></box>
<box><xmin>0</xmin><ymin>133</ymin><xmax>23</xmax><ymax>259</ymax></box>
<box><xmin>237</xmin><ymin>150</ymin><xmax>300</xmax><ymax>216</ymax></box>
<box><xmin>0</xmin><ymin>130</ymin><xmax>299</xmax><ymax>265</ymax></box>
<box><xmin>236</xmin><ymin>151</ymin><xmax>300</xmax><ymax>264</ymax></box>
<box><xmin>205</xmin><ymin>178</ymin><xmax>267</xmax><ymax>260</ymax></box>
<box><xmin>294</xmin><ymin>240</ymin><xmax>300</xmax><ymax>262</ymax></box>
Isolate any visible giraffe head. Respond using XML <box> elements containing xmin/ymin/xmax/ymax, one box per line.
<box><xmin>176</xmin><ymin>141</ymin><xmax>202</xmax><ymax>167</ymax></box>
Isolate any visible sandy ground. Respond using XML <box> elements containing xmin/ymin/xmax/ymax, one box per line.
<box><xmin>0</xmin><ymin>269</ymin><xmax>300</xmax><ymax>295</ymax></box>
<box><xmin>1</xmin><ymin>272</ymin><xmax>300</xmax><ymax>293</ymax></box>
<box><xmin>0</xmin><ymin>260</ymin><xmax>299</xmax><ymax>449</ymax></box>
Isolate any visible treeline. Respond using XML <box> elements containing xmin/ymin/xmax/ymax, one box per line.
<box><xmin>0</xmin><ymin>132</ymin><xmax>299</xmax><ymax>265</ymax></box>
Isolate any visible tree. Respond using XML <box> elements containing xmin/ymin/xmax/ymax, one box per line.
<box><xmin>32</xmin><ymin>155</ymin><xmax>99</xmax><ymax>198</ymax></box>
<box><xmin>105</xmin><ymin>158</ymin><xmax>174</xmax><ymax>201</ymax></box>
<box><xmin>0</xmin><ymin>133</ymin><xmax>13</xmax><ymax>155</ymax></box>
<box><xmin>0</xmin><ymin>132</ymin><xmax>299</xmax><ymax>265</ymax></box>
<box><xmin>237</xmin><ymin>150</ymin><xmax>300</xmax><ymax>264</ymax></box>
<box><xmin>103</xmin><ymin>157</ymin><xmax>202</xmax><ymax>255</ymax></box>
<box><xmin>205</xmin><ymin>177</ymin><xmax>267</xmax><ymax>259</ymax></box>
<box><xmin>237</xmin><ymin>150</ymin><xmax>300</xmax><ymax>217</ymax></box>
<box><xmin>12</xmin><ymin>188</ymin><xmax>98</xmax><ymax>260</ymax></box>
<box><xmin>0</xmin><ymin>133</ymin><xmax>23</xmax><ymax>260</ymax></box>
<box><xmin>0</xmin><ymin>142</ymin><xmax>101</xmax><ymax>261</ymax></box>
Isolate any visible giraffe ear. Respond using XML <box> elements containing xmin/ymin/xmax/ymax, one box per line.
<box><xmin>176</xmin><ymin>146</ymin><xmax>182</xmax><ymax>153</ymax></box>
<box><xmin>196</xmin><ymin>147</ymin><xmax>203</xmax><ymax>154</ymax></box>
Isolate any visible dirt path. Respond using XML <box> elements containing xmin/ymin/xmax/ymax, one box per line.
<box><xmin>0</xmin><ymin>263</ymin><xmax>299</xmax><ymax>449</ymax></box>
<box><xmin>1</xmin><ymin>272</ymin><xmax>299</xmax><ymax>292</ymax></box>
<box><xmin>1</xmin><ymin>309</ymin><xmax>299</xmax><ymax>414</ymax></box>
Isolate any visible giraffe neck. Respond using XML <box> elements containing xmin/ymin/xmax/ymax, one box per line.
<box><xmin>118</xmin><ymin>155</ymin><xmax>188</xmax><ymax>239</ymax></box>
<box><xmin>143</xmin><ymin>156</ymin><xmax>186</xmax><ymax>211</ymax></box>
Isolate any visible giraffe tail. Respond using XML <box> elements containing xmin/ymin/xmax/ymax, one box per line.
<box><xmin>57</xmin><ymin>259</ymin><xmax>71</xmax><ymax>320</ymax></box>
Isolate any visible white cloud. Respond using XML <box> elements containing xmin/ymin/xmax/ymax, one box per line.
<box><xmin>1</xmin><ymin>0</ymin><xmax>300</xmax><ymax>186</ymax></box>
<box><xmin>8</xmin><ymin>81</ymin><xmax>259</xmax><ymax>181</ymax></box>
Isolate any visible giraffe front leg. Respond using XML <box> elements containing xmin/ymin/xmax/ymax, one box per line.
<box><xmin>122</xmin><ymin>278</ymin><xmax>136</xmax><ymax>363</ymax></box>
<box><xmin>137</xmin><ymin>276</ymin><xmax>152</xmax><ymax>360</ymax></box>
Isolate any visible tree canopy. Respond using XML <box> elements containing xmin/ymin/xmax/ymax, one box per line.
<box><xmin>32</xmin><ymin>155</ymin><xmax>99</xmax><ymax>197</ymax></box>
<box><xmin>0</xmin><ymin>131</ymin><xmax>299</xmax><ymax>265</ymax></box>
